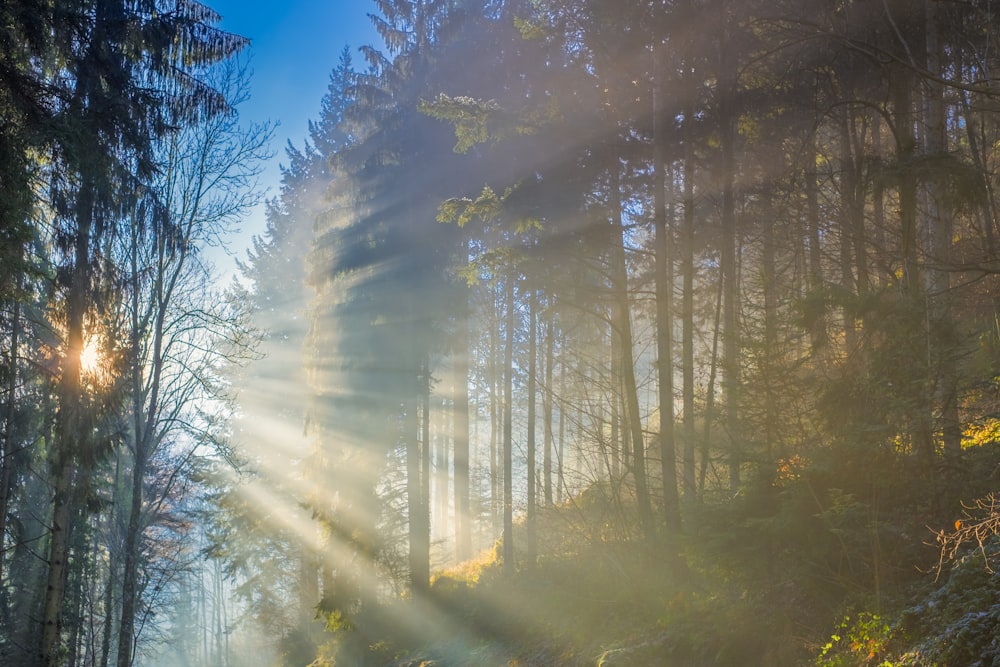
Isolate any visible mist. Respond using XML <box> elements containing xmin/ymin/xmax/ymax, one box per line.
<box><xmin>5</xmin><ymin>1</ymin><xmax>1000</xmax><ymax>666</ymax></box>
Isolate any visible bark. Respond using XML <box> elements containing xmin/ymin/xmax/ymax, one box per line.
<box><xmin>434</xmin><ymin>393</ymin><xmax>448</xmax><ymax>543</ymax></box>
<box><xmin>420</xmin><ymin>353</ymin><xmax>431</xmax><ymax>581</ymax></box>
<box><xmin>654</xmin><ymin>104</ymin><xmax>681</xmax><ymax>534</ymax></box>
<box><xmin>543</xmin><ymin>307</ymin><xmax>554</xmax><ymax>506</ymax></box>
<box><xmin>557</xmin><ymin>353</ymin><xmax>566</xmax><ymax>504</ymax></box>
<box><xmin>41</xmin><ymin>180</ymin><xmax>93</xmax><ymax>667</ymax></box>
<box><xmin>454</xmin><ymin>292</ymin><xmax>472</xmax><ymax>561</ymax></box>
<box><xmin>407</xmin><ymin>353</ymin><xmax>430</xmax><ymax>593</ymax></box>
<box><xmin>488</xmin><ymin>296</ymin><xmax>500</xmax><ymax>532</ymax></box>
<box><xmin>700</xmin><ymin>272</ymin><xmax>724</xmax><ymax>496</ymax></box>
<box><xmin>889</xmin><ymin>32</ymin><xmax>934</xmax><ymax>461</ymax></box>
<box><xmin>923</xmin><ymin>0</ymin><xmax>960</xmax><ymax>455</ymax></box>
<box><xmin>526</xmin><ymin>289</ymin><xmax>537</xmax><ymax>568</ymax></box>
<box><xmin>762</xmin><ymin>197</ymin><xmax>778</xmax><ymax>459</ymax></box>
<box><xmin>681</xmin><ymin>72</ymin><xmax>697</xmax><ymax>501</ymax></box>
<box><xmin>838</xmin><ymin>110</ymin><xmax>859</xmax><ymax>352</ymax></box>
<box><xmin>719</xmin><ymin>17</ymin><xmax>741</xmax><ymax>493</ymax></box>
<box><xmin>502</xmin><ymin>273</ymin><xmax>515</xmax><ymax>576</ymax></box>
<box><xmin>0</xmin><ymin>293</ymin><xmax>20</xmax><ymax>601</ymax></box>
<box><xmin>806</xmin><ymin>128</ymin><xmax>826</xmax><ymax>349</ymax></box>
<box><xmin>871</xmin><ymin>111</ymin><xmax>889</xmax><ymax>289</ymax></box>
<box><xmin>610</xmin><ymin>310</ymin><xmax>623</xmax><ymax>481</ymax></box>
<box><xmin>610</xmin><ymin>158</ymin><xmax>653</xmax><ymax>539</ymax></box>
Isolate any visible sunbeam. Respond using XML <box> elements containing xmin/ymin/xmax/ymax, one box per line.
<box><xmin>9</xmin><ymin>1</ymin><xmax>1000</xmax><ymax>666</ymax></box>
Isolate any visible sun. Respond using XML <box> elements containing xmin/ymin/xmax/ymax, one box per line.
<box><xmin>80</xmin><ymin>337</ymin><xmax>101</xmax><ymax>375</ymax></box>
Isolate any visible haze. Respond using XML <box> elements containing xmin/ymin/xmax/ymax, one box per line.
<box><xmin>3</xmin><ymin>2</ymin><xmax>1000</xmax><ymax>667</ymax></box>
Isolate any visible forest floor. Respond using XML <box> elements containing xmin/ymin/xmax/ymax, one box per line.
<box><xmin>364</xmin><ymin>481</ymin><xmax>1000</xmax><ymax>667</ymax></box>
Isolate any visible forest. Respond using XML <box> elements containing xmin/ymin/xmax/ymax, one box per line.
<box><xmin>4</xmin><ymin>0</ymin><xmax>1000</xmax><ymax>665</ymax></box>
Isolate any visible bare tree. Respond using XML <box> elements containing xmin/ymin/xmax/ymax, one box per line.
<box><xmin>116</xmin><ymin>60</ymin><xmax>272</xmax><ymax>667</ymax></box>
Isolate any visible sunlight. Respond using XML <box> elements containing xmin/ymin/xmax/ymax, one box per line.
<box><xmin>80</xmin><ymin>337</ymin><xmax>101</xmax><ymax>375</ymax></box>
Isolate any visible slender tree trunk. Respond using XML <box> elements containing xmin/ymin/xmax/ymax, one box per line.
<box><xmin>0</xmin><ymin>293</ymin><xmax>20</xmax><ymax>599</ymax></box>
<box><xmin>700</xmin><ymin>273</ymin><xmax>724</xmax><ymax>496</ymax></box>
<box><xmin>117</xmin><ymin>398</ymin><xmax>149</xmax><ymax>667</ymax></box>
<box><xmin>66</xmin><ymin>520</ymin><xmax>86</xmax><ymax>667</ymax></box>
<box><xmin>762</xmin><ymin>195</ymin><xmax>778</xmax><ymax>460</ymax></box>
<box><xmin>408</xmin><ymin>353</ymin><xmax>430</xmax><ymax>593</ymax></box>
<box><xmin>719</xmin><ymin>20</ymin><xmax>741</xmax><ymax>493</ymax></box>
<box><xmin>681</xmin><ymin>74</ymin><xmax>697</xmax><ymax>501</ymax></box>
<box><xmin>543</xmin><ymin>306</ymin><xmax>554</xmax><ymax>506</ymax></box>
<box><xmin>557</xmin><ymin>353</ymin><xmax>566</xmax><ymax>504</ymax></box>
<box><xmin>502</xmin><ymin>273</ymin><xmax>515</xmax><ymax>576</ymax></box>
<box><xmin>655</xmin><ymin>100</ymin><xmax>681</xmax><ymax>536</ymax></box>
<box><xmin>434</xmin><ymin>393</ymin><xmax>449</xmax><ymax>544</ymax></box>
<box><xmin>610</xmin><ymin>316</ymin><xmax>623</xmax><ymax>481</ymax></box>
<box><xmin>526</xmin><ymin>289</ymin><xmax>537</xmax><ymax>568</ymax></box>
<box><xmin>42</xmin><ymin>181</ymin><xmax>94</xmax><ymax>667</ymax></box>
<box><xmin>421</xmin><ymin>353</ymin><xmax>431</xmax><ymax>578</ymax></box>
<box><xmin>100</xmin><ymin>559</ymin><xmax>114</xmax><ymax>667</ymax></box>
<box><xmin>923</xmin><ymin>0</ymin><xmax>960</xmax><ymax>456</ymax></box>
<box><xmin>870</xmin><ymin>111</ymin><xmax>889</xmax><ymax>288</ymax></box>
<box><xmin>889</xmin><ymin>37</ymin><xmax>934</xmax><ymax>461</ymax></box>
<box><xmin>806</xmin><ymin>88</ymin><xmax>826</xmax><ymax>350</ymax></box>
<box><xmin>454</xmin><ymin>293</ymin><xmax>472</xmax><ymax>562</ymax></box>
<box><xmin>610</xmin><ymin>158</ymin><xmax>653</xmax><ymax>539</ymax></box>
<box><xmin>488</xmin><ymin>295</ymin><xmax>499</xmax><ymax>533</ymax></box>
<box><xmin>119</xmin><ymin>200</ymin><xmax>171</xmax><ymax>667</ymax></box>
<box><xmin>838</xmin><ymin>109</ymin><xmax>859</xmax><ymax>353</ymax></box>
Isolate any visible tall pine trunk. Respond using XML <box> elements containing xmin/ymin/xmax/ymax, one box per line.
<box><xmin>923</xmin><ymin>0</ymin><xmax>960</xmax><ymax>456</ymax></box>
<box><xmin>610</xmin><ymin>156</ymin><xmax>653</xmax><ymax>539</ymax></box>
<box><xmin>681</xmin><ymin>69</ymin><xmax>697</xmax><ymax>501</ymax></box>
<box><xmin>543</xmin><ymin>306</ymin><xmax>555</xmax><ymax>506</ymax></box>
<box><xmin>526</xmin><ymin>289</ymin><xmax>537</xmax><ymax>567</ymax></box>
<box><xmin>0</xmin><ymin>292</ymin><xmax>20</xmax><ymax>599</ymax></box>
<box><xmin>654</xmin><ymin>77</ymin><xmax>681</xmax><ymax>535</ymax></box>
<box><xmin>502</xmin><ymin>273</ymin><xmax>515</xmax><ymax>576</ymax></box>
<box><xmin>454</xmin><ymin>290</ymin><xmax>472</xmax><ymax>561</ymax></box>
<box><xmin>719</xmin><ymin>14</ymin><xmax>741</xmax><ymax>493</ymax></box>
<box><xmin>42</xmin><ymin>180</ymin><xmax>94</xmax><ymax>667</ymax></box>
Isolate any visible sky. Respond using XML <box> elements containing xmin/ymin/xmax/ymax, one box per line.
<box><xmin>207</xmin><ymin>1</ymin><xmax>379</xmax><ymax>272</ymax></box>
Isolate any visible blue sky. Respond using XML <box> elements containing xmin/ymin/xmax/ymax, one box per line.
<box><xmin>208</xmin><ymin>1</ymin><xmax>379</xmax><ymax>269</ymax></box>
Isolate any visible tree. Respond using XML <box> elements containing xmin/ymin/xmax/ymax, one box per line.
<box><xmin>115</xmin><ymin>59</ymin><xmax>270</xmax><ymax>667</ymax></box>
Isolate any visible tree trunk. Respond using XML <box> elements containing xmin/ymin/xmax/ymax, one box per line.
<box><xmin>41</xmin><ymin>181</ymin><xmax>94</xmax><ymax>667</ymax></box>
<box><xmin>610</xmin><ymin>158</ymin><xmax>653</xmax><ymax>539</ymax></box>
<box><xmin>454</xmin><ymin>292</ymin><xmax>472</xmax><ymax>562</ymax></box>
<box><xmin>489</xmin><ymin>295</ymin><xmax>500</xmax><ymax>533</ymax></box>
<box><xmin>762</xmin><ymin>196</ymin><xmax>778</xmax><ymax>461</ymax></box>
<box><xmin>526</xmin><ymin>289</ymin><xmax>537</xmax><ymax>568</ymax></box>
<box><xmin>0</xmin><ymin>292</ymin><xmax>20</xmax><ymax>600</ymax></box>
<box><xmin>838</xmin><ymin>109</ymin><xmax>860</xmax><ymax>353</ymax></box>
<box><xmin>557</xmin><ymin>353</ymin><xmax>566</xmax><ymax>504</ymax></box>
<box><xmin>421</xmin><ymin>353</ymin><xmax>431</xmax><ymax>579</ymax></box>
<box><xmin>408</xmin><ymin>353</ymin><xmax>430</xmax><ymax>593</ymax></box>
<box><xmin>681</xmin><ymin>70</ymin><xmax>697</xmax><ymax>501</ymax></box>
<box><xmin>888</xmin><ymin>31</ymin><xmax>934</xmax><ymax>461</ymax></box>
<box><xmin>719</xmin><ymin>16</ymin><xmax>741</xmax><ymax>493</ymax></box>
<box><xmin>543</xmin><ymin>307</ymin><xmax>555</xmax><ymax>506</ymax></box>
<box><xmin>806</xmin><ymin>104</ymin><xmax>826</xmax><ymax>350</ymax></box>
<box><xmin>700</xmin><ymin>273</ymin><xmax>724</xmax><ymax>496</ymax></box>
<box><xmin>655</xmin><ymin>89</ymin><xmax>681</xmax><ymax>535</ymax></box>
<box><xmin>502</xmin><ymin>273</ymin><xmax>515</xmax><ymax>576</ymax></box>
<box><xmin>923</xmin><ymin>0</ymin><xmax>960</xmax><ymax>456</ymax></box>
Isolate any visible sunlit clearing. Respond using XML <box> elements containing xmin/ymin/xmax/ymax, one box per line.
<box><xmin>80</xmin><ymin>337</ymin><xmax>101</xmax><ymax>375</ymax></box>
